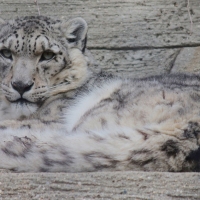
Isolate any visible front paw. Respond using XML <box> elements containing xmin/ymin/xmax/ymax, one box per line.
<box><xmin>2</xmin><ymin>135</ymin><xmax>33</xmax><ymax>158</ymax></box>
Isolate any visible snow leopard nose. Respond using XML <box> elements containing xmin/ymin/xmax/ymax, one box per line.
<box><xmin>11</xmin><ymin>81</ymin><xmax>34</xmax><ymax>96</ymax></box>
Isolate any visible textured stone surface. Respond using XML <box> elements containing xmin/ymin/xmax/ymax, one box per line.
<box><xmin>0</xmin><ymin>171</ymin><xmax>199</xmax><ymax>200</ymax></box>
<box><xmin>172</xmin><ymin>47</ymin><xmax>200</xmax><ymax>73</ymax></box>
<box><xmin>0</xmin><ymin>0</ymin><xmax>200</xmax><ymax>199</ymax></box>
<box><xmin>1</xmin><ymin>0</ymin><xmax>200</xmax><ymax>75</ymax></box>
<box><xmin>0</xmin><ymin>0</ymin><xmax>200</xmax><ymax>49</ymax></box>
<box><xmin>91</xmin><ymin>48</ymin><xmax>181</xmax><ymax>77</ymax></box>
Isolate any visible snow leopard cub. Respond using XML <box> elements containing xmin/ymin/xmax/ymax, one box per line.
<box><xmin>0</xmin><ymin>16</ymin><xmax>199</xmax><ymax>172</ymax></box>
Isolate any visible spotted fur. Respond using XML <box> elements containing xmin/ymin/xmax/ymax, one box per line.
<box><xmin>0</xmin><ymin>16</ymin><xmax>199</xmax><ymax>172</ymax></box>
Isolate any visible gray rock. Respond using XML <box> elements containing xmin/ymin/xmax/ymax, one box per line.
<box><xmin>0</xmin><ymin>0</ymin><xmax>200</xmax><ymax>199</ymax></box>
<box><xmin>172</xmin><ymin>47</ymin><xmax>200</xmax><ymax>73</ymax></box>
<box><xmin>0</xmin><ymin>171</ymin><xmax>199</xmax><ymax>200</ymax></box>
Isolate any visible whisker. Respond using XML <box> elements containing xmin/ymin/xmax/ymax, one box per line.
<box><xmin>25</xmin><ymin>102</ymin><xmax>32</xmax><ymax>113</ymax></box>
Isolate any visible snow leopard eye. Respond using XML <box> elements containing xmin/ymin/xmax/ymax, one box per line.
<box><xmin>0</xmin><ymin>49</ymin><xmax>12</xmax><ymax>60</ymax></box>
<box><xmin>40</xmin><ymin>51</ymin><xmax>55</xmax><ymax>62</ymax></box>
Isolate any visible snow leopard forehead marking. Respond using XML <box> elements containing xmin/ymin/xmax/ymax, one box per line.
<box><xmin>0</xmin><ymin>16</ymin><xmax>62</xmax><ymax>56</ymax></box>
<box><xmin>0</xmin><ymin>16</ymin><xmax>59</xmax><ymax>38</ymax></box>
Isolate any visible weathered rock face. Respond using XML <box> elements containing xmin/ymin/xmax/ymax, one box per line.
<box><xmin>0</xmin><ymin>170</ymin><xmax>200</xmax><ymax>200</ymax></box>
<box><xmin>1</xmin><ymin>0</ymin><xmax>200</xmax><ymax>78</ymax></box>
<box><xmin>0</xmin><ymin>0</ymin><xmax>200</xmax><ymax>199</ymax></box>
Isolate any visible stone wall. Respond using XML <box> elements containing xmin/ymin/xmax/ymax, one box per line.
<box><xmin>0</xmin><ymin>0</ymin><xmax>200</xmax><ymax>199</ymax></box>
<box><xmin>1</xmin><ymin>0</ymin><xmax>200</xmax><ymax>78</ymax></box>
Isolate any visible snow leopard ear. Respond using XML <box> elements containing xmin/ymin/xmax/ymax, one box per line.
<box><xmin>61</xmin><ymin>17</ymin><xmax>88</xmax><ymax>52</ymax></box>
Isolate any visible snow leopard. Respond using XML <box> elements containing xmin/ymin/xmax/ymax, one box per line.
<box><xmin>0</xmin><ymin>15</ymin><xmax>199</xmax><ymax>172</ymax></box>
